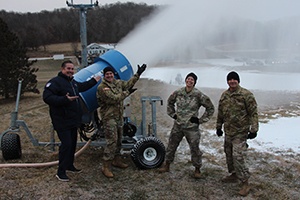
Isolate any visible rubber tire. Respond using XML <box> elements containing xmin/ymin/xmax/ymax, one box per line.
<box><xmin>131</xmin><ymin>137</ymin><xmax>165</xmax><ymax>170</ymax></box>
<box><xmin>1</xmin><ymin>132</ymin><xmax>22</xmax><ymax>160</ymax></box>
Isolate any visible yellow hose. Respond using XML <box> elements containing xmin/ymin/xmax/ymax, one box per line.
<box><xmin>0</xmin><ymin>139</ymin><xmax>92</xmax><ymax>168</ymax></box>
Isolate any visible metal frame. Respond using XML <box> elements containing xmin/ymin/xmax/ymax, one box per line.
<box><xmin>66</xmin><ymin>0</ymin><xmax>99</xmax><ymax>68</ymax></box>
<box><xmin>0</xmin><ymin>79</ymin><xmax>163</xmax><ymax>152</ymax></box>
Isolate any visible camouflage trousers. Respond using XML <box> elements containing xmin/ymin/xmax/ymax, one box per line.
<box><xmin>165</xmin><ymin>122</ymin><xmax>202</xmax><ymax>168</ymax></box>
<box><xmin>102</xmin><ymin>118</ymin><xmax>123</xmax><ymax>161</ymax></box>
<box><xmin>224</xmin><ymin>133</ymin><xmax>250</xmax><ymax>182</ymax></box>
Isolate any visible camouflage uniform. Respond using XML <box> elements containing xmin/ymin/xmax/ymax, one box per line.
<box><xmin>96</xmin><ymin>74</ymin><xmax>139</xmax><ymax>161</ymax></box>
<box><xmin>216</xmin><ymin>85</ymin><xmax>258</xmax><ymax>182</ymax></box>
<box><xmin>165</xmin><ymin>87</ymin><xmax>214</xmax><ymax>168</ymax></box>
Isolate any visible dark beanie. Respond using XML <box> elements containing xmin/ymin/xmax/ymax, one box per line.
<box><xmin>103</xmin><ymin>66</ymin><xmax>114</xmax><ymax>75</ymax></box>
<box><xmin>185</xmin><ymin>72</ymin><xmax>197</xmax><ymax>86</ymax></box>
<box><xmin>227</xmin><ymin>71</ymin><xmax>240</xmax><ymax>83</ymax></box>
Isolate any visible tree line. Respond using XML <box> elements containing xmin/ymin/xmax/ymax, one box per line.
<box><xmin>1</xmin><ymin>2</ymin><xmax>299</xmax><ymax>56</ymax></box>
<box><xmin>0</xmin><ymin>2</ymin><xmax>156</xmax><ymax>99</ymax></box>
<box><xmin>0</xmin><ymin>2</ymin><xmax>157</xmax><ymax>50</ymax></box>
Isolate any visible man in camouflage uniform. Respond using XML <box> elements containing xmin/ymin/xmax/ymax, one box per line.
<box><xmin>96</xmin><ymin>64</ymin><xmax>146</xmax><ymax>178</ymax></box>
<box><xmin>216</xmin><ymin>71</ymin><xmax>258</xmax><ymax>196</ymax></box>
<box><xmin>159</xmin><ymin>72</ymin><xmax>214</xmax><ymax>179</ymax></box>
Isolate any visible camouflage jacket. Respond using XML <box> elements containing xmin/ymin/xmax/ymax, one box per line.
<box><xmin>167</xmin><ymin>87</ymin><xmax>214</xmax><ymax>129</ymax></box>
<box><xmin>216</xmin><ymin>85</ymin><xmax>259</xmax><ymax>136</ymax></box>
<box><xmin>96</xmin><ymin>74</ymin><xmax>139</xmax><ymax>120</ymax></box>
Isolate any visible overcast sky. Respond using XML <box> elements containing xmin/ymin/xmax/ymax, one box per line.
<box><xmin>0</xmin><ymin>0</ymin><xmax>170</xmax><ymax>13</ymax></box>
<box><xmin>1</xmin><ymin>0</ymin><xmax>300</xmax><ymax>17</ymax></box>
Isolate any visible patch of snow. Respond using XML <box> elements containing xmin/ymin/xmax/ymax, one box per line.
<box><xmin>248</xmin><ymin>116</ymin><xmax>300</xmax><ymax>154</ymax></box>
<box><xmin>205</xmin><ymin>116</ymin><xmax>300</xmax><ymax>155</ymax></box>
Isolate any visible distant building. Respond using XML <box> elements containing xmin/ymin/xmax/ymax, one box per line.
<box><xmin>87</xmin><ymin>43</ymin><xmax>116</xmax><ymax>64</ymax></box>
<box><xmin>53</xmin><ymin>54</ymin><xmax>64</xmax><ymax>60</ymax></box>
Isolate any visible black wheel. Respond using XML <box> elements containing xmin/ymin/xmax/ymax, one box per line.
<box><xmin>123</xmin><ymin>122</ymin><xmax>137</xmax><ymax>137</ymax></box>
<box><xmin>1</xmin><ymin>132</ymin><xmax>22</xmax><ymax>160</ymax></box>
<box><xmin>130</xmin><ymin>137</ymin><xmax>165</xmax><ymax>170</ymax></box>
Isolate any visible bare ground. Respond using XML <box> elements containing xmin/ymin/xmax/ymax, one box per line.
<box><xmin>1</xmin><ymin>77</ymin><xmax>300</xmax><ymax>200</ymax></box>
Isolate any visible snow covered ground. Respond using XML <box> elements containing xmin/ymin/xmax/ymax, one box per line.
<box><xmin>248</xmin><ymin>116</ymin><xmax>300</xmax><ymax>154</ymax></box>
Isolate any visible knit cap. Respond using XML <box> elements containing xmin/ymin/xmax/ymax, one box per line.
<box><xmin>227</xmin><ymin>71</ymin><xmax>240</xmax><ymax>83</ymax></box>
<box><xmin>103</xmin><ymin>66</ymin><xmax>114</xmax><ymax>75</ymax></box>
<box><xmin>185</xmin><ymin>72</ymin><xmax>197</xmax><ymax>86</ymax></box>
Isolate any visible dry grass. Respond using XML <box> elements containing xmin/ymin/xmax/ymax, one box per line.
<box><xmin>1</xmin><ymin>59</ymin><xmax>300</xmax><ymax>199</ymax></box>
<box><xmin>45</xmin><ymin>43</ymin><xmax>80</xmax><ymax>53</ymax></box>
<box><xmin>27</xmin><ymin>42</ymin><xmax>80</xmax><ymax>57</ymax></box>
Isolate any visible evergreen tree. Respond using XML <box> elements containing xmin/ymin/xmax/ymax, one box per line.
<box><xmin>0</xmin><ymin>17</ymin><xmax>39</xmax><ymax>99</ymax></box>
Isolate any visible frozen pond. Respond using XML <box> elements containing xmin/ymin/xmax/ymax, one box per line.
<box><xmin>143</xmin><ymin>58</ymin><xmax>300</xmax><ymax>91</ymax></box>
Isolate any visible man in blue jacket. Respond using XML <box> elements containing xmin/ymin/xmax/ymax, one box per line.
<box><xmin>43</xmin><ymin>60</ymin><xmax>101</xmax><ymax>182</ymax></box>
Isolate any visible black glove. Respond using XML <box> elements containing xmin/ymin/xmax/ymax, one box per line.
<box><xmin>128</xmin><ymin>87</ymin><xmax>137</xmax><ymax>94</ymax></box>
<box><xmin>247</xmin><ymin>132</ymin><xmax>257</xmax><ymax>139</ymax></box>
<box><xmin>137</xmin><ymin>64</ymin><xmax>147</xmax><ymax>76</ymax></box>
<box><xmin>216</xmin><ymin>129</ymin><xmax>223</xmax><ymax>137</ymax></box>
<box><xmin>190</xmin><ymin>117</ymin><xmax>199</xmax><ymax>125</ymax></box>
<box><xmin>172</xmin><ymin>114</ymin><xmax>177</xmax><ymax>120</ymax></box>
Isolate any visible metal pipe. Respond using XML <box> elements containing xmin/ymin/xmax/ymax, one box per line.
<box><xmin>15</xmin><ymin>78</ymin><xmax>23</xmax><ymax>112</ymax></box>
<box><xmin>10</xmin><ymin>78</ymin><xmax>23</xmax><ymax>129</ymax></box>
<box><xmin>79</xmin><ymin>8</ymin><xmax>88</xmax><ymax>68</ymax></box>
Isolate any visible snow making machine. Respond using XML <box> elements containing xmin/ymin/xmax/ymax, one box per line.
<box><xmin>0</xmin><ymin>50</ymin><xmax>166</xmax><ymax>170</ymax></box>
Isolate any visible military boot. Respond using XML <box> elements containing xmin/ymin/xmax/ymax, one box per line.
<box><xmin>158</xmin><ymin>162</ymin><xmax>170</xmax><ymax>173</ymax></box>
<box><xmin>194</xmin><ymin>167</ymin><xmax>201</xmax><ymax>179</ymax></box>
<box><xmin>102</xmin><ymin>161</ymin><xmax>114</xmax><ymax>178</ymax></box>
<box><xmin>238</xmin><ymin>180</ymin><xmax>251</xmax><ymax>196</ymax></box>
<box><xmin>112</xmin><ymin>156</ymin><xmax>129</xmax><ymax>169</ymax></box>
<box><xmin>221</xmin><ymin>173</ymin><xmax>238</xmax><ymax>183</ymax></box>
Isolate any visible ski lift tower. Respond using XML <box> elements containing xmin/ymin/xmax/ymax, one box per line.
<box><xmin>66</xmin><ymin>0</ymin><xmax>98</xmax><ymax>68</ymax></box>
